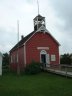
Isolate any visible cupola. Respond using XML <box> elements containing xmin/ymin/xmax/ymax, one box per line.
<box><xmin>33</xmin><ymin>14</ymin><xmax>46</xmax><ymax>31</ymax></box>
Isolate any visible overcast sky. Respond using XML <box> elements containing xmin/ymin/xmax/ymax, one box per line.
<box><xmin>0</xmin><ymin>0</ymin><xmax>72</xmax><ymax>54</ymax></box>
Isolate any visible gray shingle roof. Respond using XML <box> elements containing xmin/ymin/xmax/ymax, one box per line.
<box><xmin>10</xmin><ymin>31</ymin><xmax>35</xmax><ymax>52</ymax></box>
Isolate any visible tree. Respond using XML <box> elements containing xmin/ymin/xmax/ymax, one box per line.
<box><xmin>2</xmin><ymin>53</ymin><xmax>9</xmax><ymax>66</ymax></box>
<box><xmin>60</xmin><ymin>53</ymin><xmax>71</xmax><ymax>65</ymax></box>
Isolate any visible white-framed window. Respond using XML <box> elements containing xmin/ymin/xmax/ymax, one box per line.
<box><xmin>16</xmin><ymin>53</ymin><xmax>18</xmax><ymax>63</ymax></box>
<box><xmin>11</xmin><ymin>54</ymin><xmax>18</xmax><ymax>63</ymax></box>
<box><xmin>51</xmin><ymin>55</ymin><xmax>56</xmax><ymax>61</ymax></box>
<box><xmin>11</xmin><ymin>55</ymin><xmax>13</xmax><ymax>63</ymax></box>
<box><xmin>14</xmin><ymin>55</ymin><xmax>15</xmax><ymax>63</ymax></box>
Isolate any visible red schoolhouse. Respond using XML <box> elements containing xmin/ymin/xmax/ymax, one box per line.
<box><xmin>10</xmin><ymin>14</ymin><xmax>60</xmax><ymax>71</ymax></box>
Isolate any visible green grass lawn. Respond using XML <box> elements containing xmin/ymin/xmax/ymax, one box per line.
<box><xmin>0</xmin><ymin>72</ymin><xmax>72</xmax><ymax>96</ymax></box>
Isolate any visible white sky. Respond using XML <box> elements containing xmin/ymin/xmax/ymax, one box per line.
<box><xmin>0</xmin><ymin>0</ymin><xmax>72</xmax><ymax>54</ymax></box>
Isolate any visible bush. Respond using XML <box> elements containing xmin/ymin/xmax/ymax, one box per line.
<box><xmin>25</xmin><ymin>61</ymin><xmax>41</xmax><ymax>74</ymax></box>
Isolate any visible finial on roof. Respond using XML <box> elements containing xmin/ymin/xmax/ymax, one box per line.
<box><xmin>37</xmin><ymin>0</ymin><xmax>39</xmax><ymax>15</ymax></box>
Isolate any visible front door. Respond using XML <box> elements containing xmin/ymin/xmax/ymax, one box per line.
<box><xmin>40</xmin><ymin>50</ymin><xmax>50</xmax><ymax>68</ymax></box>
<box><xmin>41</xmin><ymin>54</ymin><xmax>46</xmax><ymax>67</ymax></box>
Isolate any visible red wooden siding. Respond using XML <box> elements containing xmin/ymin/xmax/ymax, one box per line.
<box><xmin>26</xmin><ymin>32</ymin><xmax>59</xmax><ymax>65</ymax></box>
<box><xmin>10</xmin><ymin>46</ymin><xmax>24</xmax><ymax>71</ymax></box>
<box><xmin>10</xmin><ymin>32</ymin><xmax>59</xmax><ymax>71</ymax></box>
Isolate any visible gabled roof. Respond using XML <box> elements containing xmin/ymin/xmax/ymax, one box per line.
<box><xmin>10</xmin><ymin>26</ymin><xmax>60</xmax><ymax>52</ymax></box>
<box><xmin>36</xmin><ymin>26</ymin><xmax>60</xmax><ymax>46</ymax></box>
<box><xmin>10</xmin><ymin>31</ymin><xmax>35</xmax><ymax>52</ymax></box>
<box><xmin>34</xmin><ymin>14</ymin><xmax>45</xmax><ymax>20</ymax></box>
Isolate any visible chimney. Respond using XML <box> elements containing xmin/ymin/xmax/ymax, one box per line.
<box><xmin>21</xmin><ymin>35</ymin><xmax>24</xmax><ymax>40</ymax></box>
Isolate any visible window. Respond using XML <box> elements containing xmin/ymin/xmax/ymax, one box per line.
<box><xmin>51</xmin><ymin>55</ymin><xmax>56</xmax><ymax>61</ymax></box>
<box><xmin>11</xmin><ymin>55</ymin><xmax>13</xmax><ymax>63</ymax></box>
<box><xmin>16</xmin><ymin>53</ymin><xmax>18</xmax><ymax>63</ymax></box>
<box><xmin>11</xmin><ymin>54</ymin><xmax>16</xmax><ymax>63</ymax></box>
<box><xmin>13</xmin><ymin>55</ymin><xmax>15</xmax><ymax>63</ymax></box>
<box><xmin>11</xmin><ymin>53</ymin><xmax>19</xmax><ymax>64</ymax></box>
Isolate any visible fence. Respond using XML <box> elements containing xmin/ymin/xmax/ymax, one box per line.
<box><xmin>45</xmin><ymin>64</ymin><xmax>72</xmax><ymax>78</ymax></box>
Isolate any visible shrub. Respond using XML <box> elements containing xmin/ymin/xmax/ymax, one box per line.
<box><xmin>25</xmin><ymin>61</ymin><xmax>41</xmax><ymax>74</ymax></box>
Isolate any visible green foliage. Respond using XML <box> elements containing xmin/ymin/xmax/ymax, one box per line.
<box><xmin>2</xmin><ymin>53</ymin><xmax>9</xmax><ymax>73</ymax></box>
<box><xmin>60</xmin><ymin>53</ymin><xmax>72</xmax><ymax>65</ymax></box>
<box><xmin>25</xmin><ymin>61</ymin><xmax>41</xmax><ymax>74</ymax></box>
<box><xmin>2</xmin><ymin>53</ymin><xmax>9</xmax><ymax>66</ymax></box>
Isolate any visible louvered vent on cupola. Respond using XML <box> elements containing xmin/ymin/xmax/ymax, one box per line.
<box><xmin>33</xmin><ymin>14</ymin><xmax>46</xmax><ymax>31</ymax></box>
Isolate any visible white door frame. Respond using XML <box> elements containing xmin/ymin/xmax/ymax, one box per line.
<box><xmin>40</xmin><ymin>50</ymin><xmax>50</xmax><ymax>67</ymax></box>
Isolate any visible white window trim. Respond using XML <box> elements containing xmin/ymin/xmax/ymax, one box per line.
<box><xmin>37</xmin><ymin>47</ymin><xmax>49</xmax><ymax>50</ymax></box>
<box><xmin>51</xmin><ymin>55</ymin><xmax>56</xmax><ymax>61</ymax></box>
<box><xmin>23</xmin><ymin>26</ymin><xmax>60</xmax><ymax>46</ymax></box>
<box><xmin>14</xmin><ymin>55</ymin><xmax>15</xmax><ymax>63</ymax></box>
<box><xmin>11</xmin><ymin>55</ymin><xmax>13</xmax><ymax>63</ymax></box>
<box><xmin>16</xmin><ymin>53</ymin><xmax>18</xmax><ymax>63</ymax></box>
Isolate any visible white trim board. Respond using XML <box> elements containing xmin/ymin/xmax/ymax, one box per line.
<box><xmin>36</xmin><ymin>26</ymin><xmax>60</xmax><ymax>45</ymax></box>
<box><xmin>37</xmin><ymin>47</ymin><xmax>49</xmax><ymax>50</ymax></box>
<box><xmin>36</xmin><ymin>25</ymin><xmax>48</xmax><ymax>33</ymax></box>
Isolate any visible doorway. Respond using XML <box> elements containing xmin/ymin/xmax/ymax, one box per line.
<box><xmin>41</xmin><ymin>54</ymin><xmax>46</xmax><ymax>64</ymax></box>
<box><xmin>40</xmin><ymin>50</ymin><xmax>47</xmax><ymax>67</ymax></box>
<box><xmin>40</xmin><ymin>50</ymin><xmax>50</xmax><ymax>67</ymax></box>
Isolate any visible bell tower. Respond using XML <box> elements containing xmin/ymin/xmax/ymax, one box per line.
<box><xmin>33</xmin><ymin>14</ymin><xmax>46</xmax><ymax>31</ymax></box>
<box><xmin>33</xmin><ymin>0</ymin><xmax>46</xmax><ymax>31</ymax></box>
